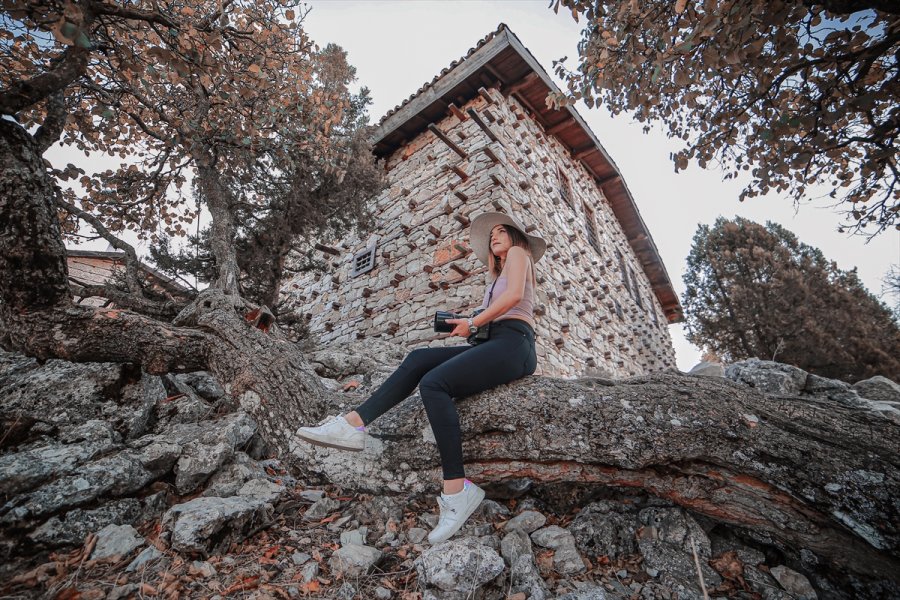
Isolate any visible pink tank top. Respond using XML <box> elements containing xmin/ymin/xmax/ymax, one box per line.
<box><xmin>479</xmin><ymin>261</ymin><xmax>536</xmax><ymax>328</ymax></box>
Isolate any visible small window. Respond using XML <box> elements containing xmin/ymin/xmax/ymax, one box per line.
<box><xmin>557</xmin><ymin>167</ymin><xmax>573</xmax><ymax>209</ymax></box>
<box><xmin>583</xmin><ymin>203</ymin><xmax>601</xmax><ymax>255</ymax></box>
<box><xmin>629</xmin><ymin>267</ymin><xmax>643</xmax><ymax>309</ymax></box>
<box><xmin>350</xmin><ymin>245</ymin><xmax>377</xmax><ymax>277</ymax></box>
<box><xmin>614</xmin><ymin>299</ymin><xmax>624</xmax><ymax>320</ymax></box>
<box><xmin>617</xmin><ymin>249</ymin><xmax>631</xmax><ymax>297</ymax></box>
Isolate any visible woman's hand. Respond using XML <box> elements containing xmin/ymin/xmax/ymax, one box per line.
<box><xmin>444</xmin><ymin>318</ymin><xmax>471</xmax><ymax>338</ymax></box>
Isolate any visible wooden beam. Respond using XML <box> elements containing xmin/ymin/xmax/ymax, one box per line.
<box><xmin>546</xmin><ymin>119</ymin><xmax>571</xmax><ymax>136</ymax></box>
<box><xmin>427</xmin><ymin>123</ymin><xmax>467</xmax><ymax>158</ymax></box>
<box><xmin>447</xmin><ymin>103</ymin><xmax>468</xmax><ymax>122</ymax></box>
<box><xmin>314</xmin><ymin>243</ymin><xmax>340</xmax><ymax>256</ymax></box>
<box><xmin>483</xmin><ymin>62</ymin><xmax>507</xmax><ymax>87</ymax></box>
<box><xmin>507</xmin><ymin>72</ymin><xmax>540</xmax><ymax>96</ymax></box>
<box><xmin>466</xmin><ymin>108</ymin><xmax>499</xmax><ymax>142</ymax></box>
<box><xmin>478</xmin><ymin>86</ymin><xmax>495</xmax><ymax>105</ymax></box>
<box><xmin>596</xmin><ymin>173</ymin><xmax>622</xmax><ymax>186</ymax></box>
<box><xmin>573</xmin><ymin>145</ymin><xmax>595</xmax><ymax>160</ymax></box>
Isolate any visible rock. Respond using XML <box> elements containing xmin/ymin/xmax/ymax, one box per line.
<box><xmin>299</xmin><ymin>489</ymin><xmax>325</xmax><ymax>502</ymax></box>
<box><xmin>501</xmin><ymin>528</ymin><xmax>547</xmax><ymax>599</ymax></box>
<box><xmin>177</xmin><ymin>371</ymin><xmax>225</xmax><ymax>400</ymax></box>
<box><xmin>173</xmin><ymin>413</ymin><xmax>257</xmax><ymax>494</ymax></box>
<box><xmin>568</xmin><ymin>501</ymin><xmax>639</xmax><ymax>559</ymax></box>
<box><xmin>725</xmin><ymin>359</ymin><xmax>808</xmax><ymax>395</ymax></box>
<box><xmin>126</xmin><ymin>545</ymin><xmax>164</xmax><ymax>572</ymax></box>
<box><xmin>304</xmin><ymin>496</ymin><xmax>340</xmax><ymax>521</ymax></box>
<box><xmin>90</xmin><ymin>524</ymin><xmax>144</xmax><ymax>560</ymax></box>
<box><xmin>291</xmin><ymin>551</ymin><xmax>311</xmax><ymax>566</ymax></box>
<box><xmin>556</xmin><ymin>586</ymin><xmax>608</xmax><ymax>600</ymax></box>
<box><xmin>299</xmin><ymin>561</ymin><xmax>319</xmax><ymax>582</ymax></box>
<box><xmin>407</xmin><ymin>527</ymin><xmax>428</xmax><ymax>544</ymax></box>
<box><xmin>374</xmin><ymin>585</ymin><xmax>392</xmax><ymax>600</ymax></box>
<box><xmin>505</xmin><ymin>510</ymin><xmax>547</xmax><ymax>533</ymax></box>
<box><xmin>636</xmin><ymin>507</ymin><xmax>721</xmax><ymax>595</ymax></box>
<box><xmin>119</xmin><ymin>373</ymin><xmax>165</xmax><ymax>440</ymax></box>
<box><xmin>349</xmin><ymin>494</ymin><xmax>404</xmax><ymax>525</ymax></box>
<box><xmin>328</xmin><ymin>543</ymin><xmax>382</xmax><ymax>577</ymax></box>
<box><xmin>238</xmin><ymin>478</ymin><xmax>285</xmax><ymax>505</ymax></box>
<box><xmin>0</xmin><ymin>425</ymin><xmax>120</xmax><ymax>496</ymax></box>
<box><xmin>335</xmin><ymin>582</ymin><xmax>356</xmax><ymax>600</ymax></box>
<box><xmin>202</xmin><ymin>452</ymin><xmax>264</xmax><ymax>497</ymax></box>
<box><xmin>416</xmin><ymin>539</ymin><xmax>505</xmax><ymax>595</ymax></box>
<box><xmin>853</xmin><ymin>376</ymin><xmax>900</xmax><ymax>403</ymax></box>
<box><xmin>687</xmin><ymin>361</ymin><xmax>724</xmax><ymax>377</ymax></box>
<box><xmin>29</xmin><ymin>498</ymin><xmax>143</xmax><ymax>547</ymax></box>
<box><xmin>161</xmin><ymin>496</ymin><xmax>273</xmax><ymax>555</ymax></box>
<box><xmin>129</xmin><ymin>438</ymin><xmax>183</xmax><ymax>479</ymax></box>
<box><xmin>1</xmin><ymin>451</ymin><xmax>155</xmax><ymax>522</ymax></box>
<box><xmin>340</xmin><ymin>527</ymin><xmax>368</xmax><ymax>546</ymax></box>
<box><xmin>770</xmin><ymin>565</ymin><xmax>817</xmax><ymax>600</ymax></box>
<box><xmin>189</xmin><ymin>560</ymin><xmax>218</xmax><ymax>578</ymax></box>
<box><xmin>476</xmin><ymin>499</ymin><xmax>510</xmax><ymax>519</ymax></box>
<box><xmin>530</xmin><ymin>525</ymin><xmax>585</xmax><ymax>575</ymax></box>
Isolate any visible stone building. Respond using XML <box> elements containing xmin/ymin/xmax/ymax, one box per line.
<box><xmin>281</xmin><ymin>25</ymin><xmax>683</xmax><ymax>377</ymax></box>
<box><xmin>67</xmin><ymin>249</ymin><xmax>192</xmax><ymax>307</ymax></box>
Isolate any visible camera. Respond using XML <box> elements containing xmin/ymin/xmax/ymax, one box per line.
<box><xmin>434</xmin><ymin>308</ymin><xmax>491</xmax><ymax>343</ymax></box>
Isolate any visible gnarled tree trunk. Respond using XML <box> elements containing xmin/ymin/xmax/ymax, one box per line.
<box><xmin>291</xmin><ymin>370</ymin><xmax>900</xmax><ymax>589</ymax></box>
<box><xmin>0</xmin><ymin>118</ymin><xmax>325</xmax><ymax>455</ymax></box>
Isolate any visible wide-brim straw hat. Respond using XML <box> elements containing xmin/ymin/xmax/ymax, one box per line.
<box><xmin>469</xmin><ymin>211</ymin><xmax>547</xmax><ymax>266</ymax></box>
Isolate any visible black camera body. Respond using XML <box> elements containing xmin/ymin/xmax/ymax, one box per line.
<box><xmin>434</xmin><ymin>308</ymin><xmax>491</xmax><ymax>344</ymax></box>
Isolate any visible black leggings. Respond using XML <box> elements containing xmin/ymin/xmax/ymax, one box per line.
<box><xmin>354</xmin><ymin>319</ymin><xmax>537</xmax><ymax>479</ymax></box>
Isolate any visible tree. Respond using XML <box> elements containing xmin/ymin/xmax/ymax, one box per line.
<box><xmin>0</xmin><ymin>0</ymin><xmax>383</xmax><ymax>454</ymax></box>
<box><xmin>683</xmin><ymin>217</ymin><xmax>900</xmax><ymax>381</ymax></box>
<box><xmin>551</xmin><ymin>1</ymin><xmax>900</xmax><ymax>234</ymax></box>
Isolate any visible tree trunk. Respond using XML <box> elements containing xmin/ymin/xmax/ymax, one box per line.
<box><xmin>291</xmin><ymin>371</ymin><xmax>900</xmax><ymax>586</ymax></box>
<box><xmin>197</xmin><ymin>164</ymin><xmax>241</xmax><ymax>296</ymax></box>
<box><xmin>0</xmin><ymin>118</ymin><xmax>326</xmax><ymax>455</ymax></box>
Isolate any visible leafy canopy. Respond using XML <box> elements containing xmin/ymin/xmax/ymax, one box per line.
<box><xmin>683</xmin><ymin>216</ymin><xmax>900</xmax><ymax>382</ymax></box>
<box><xmin>551</xmin><ymin>0</ymin><xmax>900</xmax><ymax>234</ymax></box>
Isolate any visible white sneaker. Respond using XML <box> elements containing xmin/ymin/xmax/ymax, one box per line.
<box><xmin>427</xmin><ymin>480</ymin><xmax>486</xmax><ymax>544</ymax></box>
<box><xmin>295</xmin><ymin>416</ymin><xmax>366</xmax><ymax>452</ymax></box>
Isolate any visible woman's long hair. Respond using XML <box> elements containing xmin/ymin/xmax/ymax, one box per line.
<box><xmin>488</xmin><ymin>225</ymin><xmax>533</xmax><ymax>280</ymax></box>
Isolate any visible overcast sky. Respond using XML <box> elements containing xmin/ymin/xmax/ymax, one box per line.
<box><xmin>295</xmin><ymin>0</ymin><xmax>899</xmax><ymax>370</ymax></box>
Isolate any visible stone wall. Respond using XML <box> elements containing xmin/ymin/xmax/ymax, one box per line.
<box><xmin>281</xmin><ymin>87</ymin><xmax>675</xmax><ymax>377</ymax></box>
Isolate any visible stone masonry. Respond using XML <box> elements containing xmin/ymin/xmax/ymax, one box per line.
<box><xmin>281</xmin><ymin>36</ymin><xmax>677</xmax><ymax>378</ymax></box>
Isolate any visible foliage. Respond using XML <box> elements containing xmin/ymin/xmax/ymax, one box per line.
<box><xmin>683</xmin><ymin>216</ymin><xmax>900</xmax><ymax>382</ymax></box>
<box><xmin>551</xmin><ymin>0</ymin><xmax>900</xmax><ymax>234</ymax></box>
<box><xmin>2</xmin><ymin>0</ymin><xmax>383</xmax><ymax>300</ymax></box>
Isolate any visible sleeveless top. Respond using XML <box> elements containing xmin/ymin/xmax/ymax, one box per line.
<box><xmin>479</xmin><ymin>259</ymin><xmax>536</xmax><ymax>329</ymax></box>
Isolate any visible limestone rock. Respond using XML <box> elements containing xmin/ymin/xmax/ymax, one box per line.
<box><xmin>90</xmin><ymin>524</ymin><xmax>144</xmax><ymax>560</ymax></box>
<box><xmin>505</xmin><ymin>510</ymin><xmax>546</xmax><ymax>533</ymax></box>
<box><xmin>770</xmin><ymin>565</ymin><xmax>817</xmax><ymax>600</ymax></box>
<box><xmin>29</xmin><ymin>498</ymin><xmax>142</xmax><ymax>547</ymax></box>
<box><xmin>161</xmin><ymin>496</ymin><xmax>273</xmax><ymax>555</ymax></box>
<box><xmin>725</xmin><ymin>359</ymin><xmax>808</xmax><ymax>395</ymax></box>
<box><xmin>328</xmin><ymin>543</ymin><xmax>382</xmax><ymax>577</ymax></box>
<box><xmin>853</xmin><ymin>376</ymin><xmax>900</xmax><ymax>404</ymax></box>
<box><xmin>568</xmin><ymin>501</ymin><xmax>639</xmax><ymax>559</ymax></box>
<box><xmin>687</xmin><ymin>361</ymin><xmax>724</xmax><ymax>377</ymax></box>
<box><xmin>530</xmin><ymin>525</ymin><xmax>585</xmax><ymax>575</ymax></box>
<box><xmin>415</xmin><ymin>538</ymin><xmax>505</xmax><ymax>594</ymax></box>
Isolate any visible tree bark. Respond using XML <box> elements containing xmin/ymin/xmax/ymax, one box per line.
<box><xmin>197</xmin><ymin>164</ymin><xmax>241</xmax><ymax>296</ymax></box>
<box><xmin>291</xmin><ymin>371</ymin><xmax>900</xmax><ymax>586</ymax></box>
<box><xmin>0</xmin><ymin>117</ymin><xmax>326</xmax><ymax>455</ymax></box>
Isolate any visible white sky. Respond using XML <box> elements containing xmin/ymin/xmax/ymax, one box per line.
<box><xmin>297</xmin><ymin>0</ymin><xmax>899</xmax><ymax>370</ymax></box>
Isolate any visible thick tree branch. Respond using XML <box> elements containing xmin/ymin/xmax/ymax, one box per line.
<box><xmin>33</xmin><ymin>92</ymin><xmax>67</xmax><ymax>154</ymax></box>
<box><xmin>0</xmin><ymin>45</ymin><xmax>90</xmax><ymax>116</ymax></box>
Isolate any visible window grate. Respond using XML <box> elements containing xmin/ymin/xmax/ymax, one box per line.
<box><xmin>583</xmin><ymin>203</ymin><xmax>601</xmax><ymax>255</ymax></box>
<box><xmin>350</xmin><ymin>245</ymin><xmax>377</xmax><ymax>277</ymax></box>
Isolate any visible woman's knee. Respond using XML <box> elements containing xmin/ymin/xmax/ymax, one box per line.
<box><xmin>419</xmin><ymin>371</ymin><xmax>448</xmax><ymax>399</ymax></box>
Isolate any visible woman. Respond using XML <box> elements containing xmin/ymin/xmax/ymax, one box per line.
<box><xmin>296</xmin><ymin>211</ymin><xmax>544</xmax><ymax>543</ymax></box>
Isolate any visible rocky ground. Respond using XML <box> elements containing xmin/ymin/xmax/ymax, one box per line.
<box><xmin>1</xmin><ymin>344</ymin><xmax>897</xmax><ymax>599</ymax></box>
